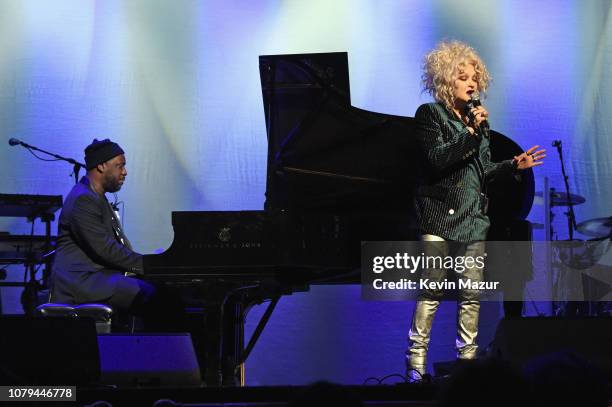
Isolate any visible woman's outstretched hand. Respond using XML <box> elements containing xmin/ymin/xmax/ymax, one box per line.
<box><xmin>514</xmin><ymin>145</ymin><xmax>546</xmax><ymax>170</ymax></box>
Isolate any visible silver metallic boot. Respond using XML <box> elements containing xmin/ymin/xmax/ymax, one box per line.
<box><xmin>456</xmin><ymin>300</ymin><xmax>480</xmax><ymax>360</ymax></box>
<box><xmin>406</xmin><ymin>299</ymin><xmax>440</xmax><ymax>381</ymax></box>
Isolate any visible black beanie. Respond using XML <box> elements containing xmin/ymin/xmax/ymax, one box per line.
<box><xmin>84</xmin><ymin>139</ymin><xmax>125</xmax><ymax>170</ymax></box>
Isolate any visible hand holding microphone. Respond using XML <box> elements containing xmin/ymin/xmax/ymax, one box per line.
<box><xmin>465</xmin><ymin>91</ymin><xmax>490</xmax><ymax>137</ymax></box>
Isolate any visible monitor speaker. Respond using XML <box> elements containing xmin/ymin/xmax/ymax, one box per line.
<box><xmin>0</xmin><ymin>316</ymin><xmax>100</xmax><ymax>385</ymax></box>
<box><xmin>491</xmin><ymin>317</ymin><xmax>612</xmax><ymax>378</ymax></box>
<box><xmin>97</xmin><ymin>333</ymin><xmax>201</xmax><ymax>386</ymax></box>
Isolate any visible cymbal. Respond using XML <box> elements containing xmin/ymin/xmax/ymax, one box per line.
<box><xmin>577</xmin><ymin>217</ymin><xmax>612</xmax><ymax>238</ymax></box>
<box><xmin>534</xmin><ymin>191</ymin><xmax>586</xmax><ymax>206</ymax></box>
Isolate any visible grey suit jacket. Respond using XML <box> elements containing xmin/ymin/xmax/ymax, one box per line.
<box><xmin>50</xmin><ymin>176</ymin><xmax>143</xmax><ymax>303</ymax></box>
<box><xmin>414</xmin><ymin>103</ymin><xmax>514</xmax><ymax>242</ymax></box>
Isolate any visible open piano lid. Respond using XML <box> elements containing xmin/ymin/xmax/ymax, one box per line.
<box><xmin>259</xmin><ymin>52</ymin><xmax>420</xmax><ymax>211</ymax></box>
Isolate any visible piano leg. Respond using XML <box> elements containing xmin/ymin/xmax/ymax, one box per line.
<box><xmin>214</xmin><ymin>293</ymin><xmax>281</xmax><ymax>386</ymax></box>
<box><xmin>220</xmin><ymin>296</ymin><xmax>280</xmax><ymax>386</ymax></box>
<box><xmin>193</xmin><ymin>299</ymin><xmax>243</xmax><ymax>387</ymax></box>
<box><xmin>174</xmin><ymin>282</ymin><xmax>284</xmax><ymax>387</ymax></box>
<box><xmin>228</xmin><ymin>301</ymin><xmax>245</xmax><ymax>387</ymax></box>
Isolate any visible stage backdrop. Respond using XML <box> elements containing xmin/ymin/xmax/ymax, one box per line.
<box><xmin>0</xmin><ymin>0</ymin><xmax>610</xmax><ymax>385</ymax></box>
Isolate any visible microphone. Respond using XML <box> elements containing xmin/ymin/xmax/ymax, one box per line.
<box><xmin>111</xmin><ymin>194</ymin><xmax>120</xmax><ymax>212</ymax></box>
<box><xmin>8</xmin><ymin>138</ymin><xmax>22</xmax><ymax>146</ymax></box>
<box><xmin>552</xmin><ymin>140</ymin><xmax>562</xmax><ymax>147</ymax></box>
<box><xmin>465</xmin><ymin>91</ymin><xmax>490</xmax><ymax>131</ymax></box>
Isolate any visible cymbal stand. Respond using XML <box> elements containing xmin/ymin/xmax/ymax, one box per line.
<box><xmin>8</xmin><ymin>139</ymin><xmax>84</xmax><ymax>312</ymax></box>
<box><xmin>552</xmin><ymin>140</ymin><xmax>577</xmax><ymax>239</ymax></box>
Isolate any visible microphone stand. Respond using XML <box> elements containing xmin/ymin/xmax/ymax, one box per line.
<box><xmin>7</xmin><ymin>139</ymin><xmax>85</xmax><ymax>313</ymax></box>
<box><xmin>10</xmin><ymin>139</ymin><xmax>85</xmax><ymax>184</ymax></box>
<box><xmin>553</xmin><ymin>140</ymin><xmax>576</xmax><ymax>240</ymax></box>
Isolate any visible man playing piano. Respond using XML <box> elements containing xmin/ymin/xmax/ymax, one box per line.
<box><xmin>406</xmin><ymin>40</ymin><xmax>545</xmax><ymax>380</ymax></box>
<box><xmin>50</xmin><ymin>139</ymin><xmax>183</xmax><ymax>330</ymax></box>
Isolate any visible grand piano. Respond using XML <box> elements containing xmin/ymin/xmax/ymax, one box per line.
<box><xmin>142</xmin><ymin>52</ymin><xmax>534</xmax><ymax>386</ymax></box>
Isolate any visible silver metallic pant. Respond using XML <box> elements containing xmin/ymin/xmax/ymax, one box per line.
<box><xmin>406</xmin><ymin>234</ymin><xmax>484</xmax><ymax>380</ymax></box>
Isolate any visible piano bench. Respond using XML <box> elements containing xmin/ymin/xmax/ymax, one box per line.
<box><xmin>36</xmin><ymin>303</ymin><xmax>113</xmax><ymax>334</ymax></box>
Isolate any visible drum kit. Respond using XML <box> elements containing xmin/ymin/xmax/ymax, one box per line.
<box><xmin>532</xmin><ymin>140</ymin><xmax>611</xmax><ymax>316</ymax></box>
<box><xmin>535</xmin><ymin>189</ymin><xmax>612</xmax><ymax>317</ymax></box>
<box><xmin>534</xmin><ymin>190</ymin><xmax>612</xmax><ymax>240</ymax></box>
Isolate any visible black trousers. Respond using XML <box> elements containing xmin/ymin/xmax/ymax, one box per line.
<box><xmin>107</xmin><ymin>275</ymin><xmax>188</xmax><ymax>332</ymax></box>
<box><xmin>51</xmin><ymin>269</ymin><xmax>190</xmax><ymax>334</ymax></box>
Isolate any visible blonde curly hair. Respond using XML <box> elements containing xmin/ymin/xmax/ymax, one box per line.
<box><xmin>422</xmin><ymin>40</ymin><xmax>491</xmax><ymax>112</ymax></box>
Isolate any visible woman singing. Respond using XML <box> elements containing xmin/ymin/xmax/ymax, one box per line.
<box><xmin>406</xmin><ymin>40</ymin><xmax>545</xmax><ymax>381</ymax></box>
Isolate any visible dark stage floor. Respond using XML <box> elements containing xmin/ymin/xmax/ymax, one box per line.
<box><xmin>76</xmin><ymin>384</ymin><xmax>437</xmax><ymax>407</ymax></box>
